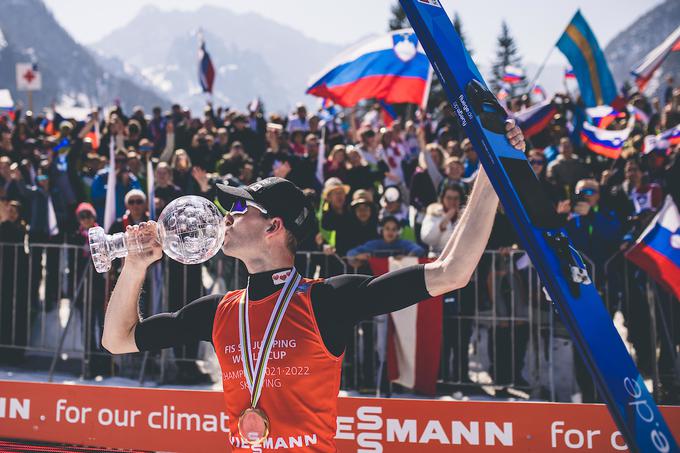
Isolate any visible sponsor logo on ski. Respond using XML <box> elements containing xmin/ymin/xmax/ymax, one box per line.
<box><xmin>417</xmin><ymin>0</ymin><xmax>442</xmax><ymax>7</ymax></box>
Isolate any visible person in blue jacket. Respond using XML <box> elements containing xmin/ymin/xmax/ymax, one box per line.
<box><xmin>90</xmin><ymin>149</ymin><xmax>141</xmax><ymax>226</ymax></box>
<box><xmin>347</xmin><ymin>215</ymin><xmax>425</xmax><ymax>265</ymax></box>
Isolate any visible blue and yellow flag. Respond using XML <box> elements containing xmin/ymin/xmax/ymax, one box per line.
<box><xmin>557</xmin><ymin>11</ymin><xmax>617</xmax><ymax>107</ymax></box>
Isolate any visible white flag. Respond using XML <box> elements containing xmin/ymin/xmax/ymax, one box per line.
<box><xmin>103</xmin><ymin>138</ymin><xmax>117</xmax><ymax>232</ymax></box>
<box><xmin>16</xmin><ymin>63</ymin><xmax>42</xmax><ymax>91</ymax></box>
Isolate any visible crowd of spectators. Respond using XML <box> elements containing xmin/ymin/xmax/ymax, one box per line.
<box><xmin>0</xmin><ymin>76</ymin><xmax>679</xmax><ymax>397</ymax></box>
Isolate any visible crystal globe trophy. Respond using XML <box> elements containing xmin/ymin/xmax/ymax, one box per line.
<box><xmin>88</xmin><ymin>195</ymin><xmax>226</xmax><ymax>273</ymax></box>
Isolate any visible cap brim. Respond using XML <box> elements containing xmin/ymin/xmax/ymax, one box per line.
<box><xmin>216</xmin><ymin>182</ymin><xmax>255</xmax><ymax>208</ymax></box>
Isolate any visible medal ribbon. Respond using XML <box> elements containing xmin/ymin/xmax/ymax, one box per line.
<box><xmin>238</xmin><ymin>268</ymin><xmax>301</xmax><ymax>408</ymax></box>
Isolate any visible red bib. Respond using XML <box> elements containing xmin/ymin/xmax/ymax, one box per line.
<box><xmin>212</xmin><ymin>279</ymin><xmax>343</xmax><ymax>452</ymax></box>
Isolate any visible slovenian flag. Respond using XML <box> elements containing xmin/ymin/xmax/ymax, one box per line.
<box><xmin>629</xmin><ymin>105</ymin><xmax>650</xmax><ymax>125</ymax></box>
<box><xmin>631</xmin><ymin>25</ymin><xmax>680</xmax><ymax>91</ymax></box>
<box><xmin>0</xmin><ymin>89</ymin><xmax>13</xmax><ymax>119</ymax></box>
<box><xmin>369</xmin><ymin>257</ymin><xmax>442</xmax><ymax>395</ymax></box>
<box><xmin>306</xmin><ymin>29</ymin><xmax>430</xmax><ymax>107</ymax></box>
<box><xmin>626</xmin><ymin>195</ymin><xmax>680</xmax><ymax>301</ymax></box>
<box><xmin>643</xmin><ymin>125</ymin><xmax>680</xmax><ymax>155</ymax></box>
<box><xmin>198</xmin><ymin>40</ymin><xmax>215</xmax><ymax>94</ymax></box>
<box><xmin>502</xmin><ymin>65</ymin><xmax>525</xmax><ymax>84</ymax></box>
<box><xmin>379</xmin><ymin>100</ymin><xmax>398</xmax><ymax>127</ymax></box>
<box><xmin>497</xmin><ymin>87</ymin><xmax>510</xmax><ymax>101</ymax></box>
<box><xmin>515</xmin><ymin>99</ymin><xmax>557</xmax><ymax>138</ymax></box>
<box><xmin>586</xmin><ymin>105</ymin><xmax>621</xmax><ymax>129</ymax></box>
<box><xmin>557</xmin><ymin>11</ymin><xmax>618</xmax><ymax>107</ymax></box>
<box><xmin>531</xmin><ymin>84</ymin><xmax>547</xmax><ymax>99</ymax></box>
<box><xmin>564</xmin><ymin>67</ymin><xmax>576</xmax><ymax>80</ymax></box>
<box><xmin>580</xmin><ymin>119</ymin><xmax>633</xmax><ymax>159</ymax></box>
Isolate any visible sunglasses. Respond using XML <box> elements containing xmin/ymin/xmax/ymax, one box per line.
<box><xmin>578</xmin><ymin>188</ymin><xmax>598</xmax><ymax>196</ymax></box>
<box><xmin>529</xmin><ymin>159</ymin><xmax>545</xmax><ymax>165</ymax></box>
<box><xmin>127</xmin><ymin>198</ymin><xmax>145</xmax><ymax>205</ymax></box>
<box><xmin>229</xmin><ymin>198</ymin><xmax>268</xmax><ymax>216</ymax></box>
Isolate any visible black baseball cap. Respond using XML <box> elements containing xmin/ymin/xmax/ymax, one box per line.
<box><xmin>216</xmin><ymin>177</ymin><xmax>316</xmax><ymax>242</ymax></box>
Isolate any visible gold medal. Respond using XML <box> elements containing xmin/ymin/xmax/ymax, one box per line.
<box><xmin>237</xmin><ymin>268</ymin><xmax>301</xmax><ymax>445</ymax></box>
<box><xmin>238</xmin><ymin>407</ymin><xmax>270</xmax><ymax>445</ymax></box>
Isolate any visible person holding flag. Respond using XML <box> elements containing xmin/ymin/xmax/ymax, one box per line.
<box><xmin>100</xmin><ymin>118</ymin><xmax>525</xmax><ymax>451</ymax></box>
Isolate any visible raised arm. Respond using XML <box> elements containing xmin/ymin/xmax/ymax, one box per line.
<box><xmin>101</xmin><ymin>222</ymin><xmax>162</xmax><ymax>354</ymax></box>
<box><xmin>424</xmin><ymin>120</ymin><xmax>525</xmax><ymax>296</ymax></box>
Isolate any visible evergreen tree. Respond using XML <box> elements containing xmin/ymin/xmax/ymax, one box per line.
<box><xmin>453</xmin><ymin>12</ymin><xmax>472</xmax><ymax>56</ymax></box>
<box><xmin>490</xmin><ymin>21</ymin><xmax>527</xmax><ymax>97</ymax></box>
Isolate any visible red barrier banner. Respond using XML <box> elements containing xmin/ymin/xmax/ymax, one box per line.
<box><xmin>0</xmin><ymin>380</ymin><xmax>678</xmax><ymax>452</ymax></box>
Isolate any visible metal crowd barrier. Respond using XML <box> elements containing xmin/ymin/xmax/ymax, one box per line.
<box><xmin>603</xmin><ymin>251</ymin><xmax>680</xmax><ymax>401</ymax></box>
<box><xmin>0</xmin><ymin>242</ymin><xmax>676</xmax><ymax>405</ymax></box>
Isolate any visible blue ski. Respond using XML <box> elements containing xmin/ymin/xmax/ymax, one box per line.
<box><xmin>399</xmin><ymin>1</ymin><xmax>679</xmax><ymax>452</ymax></box>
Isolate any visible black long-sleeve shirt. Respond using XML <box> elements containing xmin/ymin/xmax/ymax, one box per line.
<box><xmin>133</xmin><ymin>264</ymin><xmax>430</xmax><ymax>357</ymax></box>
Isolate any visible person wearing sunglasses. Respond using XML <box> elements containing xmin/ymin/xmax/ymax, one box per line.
<box><xmin>528</xmin><ymin>149</ymin><xmax>570</xmax><ymax>217</ymax></box>
<box><xmin>566</xmin><ymin>178</ymin><xmax>622</xmax><ymax>278</ymax></box>
<box><xmin>102</xmin><ymin>121</ymin><xmax>526</xmax><ymax>451</ymax></box>
<box><xmin>107</xmin><ymin>189</ymin><xmax>149</xmax><ymax>235</ymax></box>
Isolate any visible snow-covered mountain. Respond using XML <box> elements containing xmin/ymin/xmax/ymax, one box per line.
<box><xmin>92</xmin><ymin>5</ymin><xmax>343</xmax><ymax>114</ymax></box>
<box><xmin>604</xmin><ymin>0</ymin><xmax>680</xmax><ymax>98</ymax></box>
<box><xmin>0</xmin><ymin>0</ymin><xmax>168</xmax><ymax>113</ymax></box>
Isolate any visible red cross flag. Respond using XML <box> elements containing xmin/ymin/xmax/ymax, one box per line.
<box><xmin>16</xmin><ymin>63</ymin><xmax>42</xmax><ymax>91</ymax></box>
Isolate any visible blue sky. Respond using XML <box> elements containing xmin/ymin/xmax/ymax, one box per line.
<box><xmin>45</xmin><ymin>0</ymin><xmax>662</xmax><ymax>69</ymax></box>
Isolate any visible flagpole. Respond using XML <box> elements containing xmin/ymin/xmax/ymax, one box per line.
<box><xmin>525</xmin><ymin>45</ymin><xmax>556</xmax><ymax>97</ymax></box>
<box><xmin>421</xmin><ymin>65</ymin><xmax>434</xmax><ymax>111</ymax></box>
<box><xmin>524</xmin><ymin>10</ymin><xmax>578</xmax><ymax>97</ymax></box>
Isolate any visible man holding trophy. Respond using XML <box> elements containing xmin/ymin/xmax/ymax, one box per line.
<box><xmin>99</xmin><ymin>122</ymin><xmax>525</xmax><ymax>451</ymax></box>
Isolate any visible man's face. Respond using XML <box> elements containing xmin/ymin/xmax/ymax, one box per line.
<box><xmin>78</xmin><ymin>212</ymin><xmax>96</xmax><ymax>230</ymax></box>
<box><xmin>382</xmin><ymin>221</ymin><xmax>400</xmax><ymax>243</ymax></box>
<box><xmin>305</xmin><ymin>137</ymin><xmax>319</xmax><ymax>157</ymax></box>
<box><xmin>156</xmin><ymin>166</ymin><xmax>171</xmax><ymax>185</ymax></box>
<box><xmin>297</xmin><ymin>107</ymin><xmax>307</xmax><ymax>119</ymax></box>
<box><xmin>272</xmin><ymin>160</ymin><xmax>291</xmax><ymax>179</ymax></box>
<box><xmin>115</xmin><ymin>155</ymin><xmax>128</xmax><ymax>173</ymax></box>
<box><xmin>7</xmin><ymin>205</ymin><xmax>19</xmax><ymax>223</ymax></box>
<box><xmin>354</xmin><ymin>204</ymin><xmax>372</xmax><ymax>223</ymax></box>
<box><xmin>222</xmin><ymin>205</ymin><xmax>270</xmax><ymax>258</ymax></box>
<box><xmin>625</xmin><ymin>162</ymin><xmax>642</xmax><ymax>184</ymax></box>
<box><xmin>0</xmin><ymin>159</ymin><xmax>10</xmax><ymax>178</ymax></box>
<box><xmin>386</xmin><ymin>200</ymin><xmax>400</xmax><ymax>213</ymax></box>
<box><xmin>126</xmin><ymin>196</ymin><xmax>146</xmax><ymax>217</ymax></box>
<box><xmin>348</xmin><ymin>151</ymin><xmax>362</xmax><ymax>166</ymax></box>
<box><xmin>559</xmin><ymin>138</ymin><xmax>573</xmax><ymax>157</ymax></box>
<box><xmin>577</xmin><ymin>184</ymin><xmax>600</xmax><ymax>207</ymax></box>
<box><xmin>1</xmin><ymin>132</ymin><xmax>11</xmax><ymax>147</ymax></box>
<box><xmin>127</xmin><ymin>157</ymin><xmax>141</xmax><ymax>174</ymax></box>
<box><xmin>240</xmin><ymin>164</ymin><xmax>254</xmax><ymax>183</ymax></box>
<box><xmin>445</xmin><ymin>161</ymin><xmax>463</xmax><ymax>180</ymax></box>
<box><xmin>363</xmin><ymin>133</ymin><xmax>376</xmax><ymax>147</ymax></box>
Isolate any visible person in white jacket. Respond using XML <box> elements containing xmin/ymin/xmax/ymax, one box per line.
<box><xmin>420</xmin><ymin>183</ymin><xmax>466</xmax><ymax>257</ymax></box>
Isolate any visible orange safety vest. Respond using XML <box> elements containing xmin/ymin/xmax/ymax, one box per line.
<box><xmin>212</xmin><ymin>278</ymin><xmax>343</xmax><ymax>452</ymax></box>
